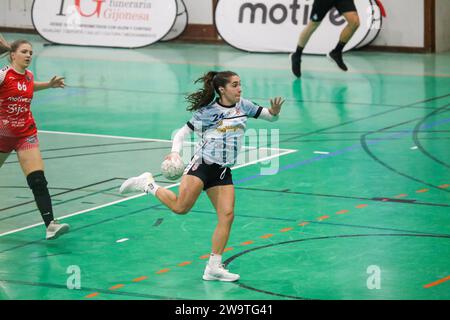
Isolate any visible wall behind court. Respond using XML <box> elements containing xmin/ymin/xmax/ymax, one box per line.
<box><xmin>370</xmin><ymin>0</ymin><xmax>424</xmax><ymax>48</ymax></box>
<box><xmin>0</xmin><ymin>0</ymin><xmax>448</xmax><ymax>52</ymax></box>
<box><xmin>435</xmin><ymin>0</ymin><xmax>450</xmax><ymax>52</ymax></box>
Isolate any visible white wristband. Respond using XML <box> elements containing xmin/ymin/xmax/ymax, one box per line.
<box><xmin>258</xmin><ymin>108</ymin><xmax>279</xmax><ymax>122</ymax></box>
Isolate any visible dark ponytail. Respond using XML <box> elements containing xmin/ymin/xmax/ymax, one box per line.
<box><xmin>0</xmin><ymin>46</ymin><xmax>8</xmax><ymax>56</ymax></box>
<box><xmin>185</xmin><ymin>70</ymin><xmax>238</xmax><ymax>111</ymax></box>
<box><xmin>0</xmin><ymin>35</ymin><xmax>10</xmax><ymax>56</ymax></box>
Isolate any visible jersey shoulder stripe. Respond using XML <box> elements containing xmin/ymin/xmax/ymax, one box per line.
<box><xmin>186</xmin><ymin>121</ymin><xmax>194</xmax><ymax>131</ymax></box>
<box><xmin>254</xmin><ymin>106</ymin><xmax>263</xmax><ymax>118</ymax></box>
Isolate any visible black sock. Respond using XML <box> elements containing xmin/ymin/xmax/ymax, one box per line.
<box><xmin>332</xmin><ymin>41</ymin><xmax>346</xmax><ymax>53</ymax></box>
<box><xmin>26</xmin><ymin>170</ymin><xmax>54</xmax><ymax>227</ymax></box>
<box><xmin>295</xmin><ymin>46</ymin><xmax>303</xmax><ymax>56</ymax></box>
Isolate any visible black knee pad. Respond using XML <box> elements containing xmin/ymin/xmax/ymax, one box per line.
<box><xmin>26</xmin><ymin>170</ymin><xmax>49</xmax><ymax>196</ymax></box>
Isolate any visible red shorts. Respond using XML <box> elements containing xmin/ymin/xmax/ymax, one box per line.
<box><xmin>0</xmin><ymin>134</ymin><xmax>39</xmax><ymax>153</ymax></box>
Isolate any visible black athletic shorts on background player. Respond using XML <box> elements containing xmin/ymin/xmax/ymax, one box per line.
<box><xmin>310</xmin><ymin>0</ymin><xmax>357</xmax><ymax>22</ymax></box>
<box><xmin>185</xmin><ymin>158</ymin><xmax>233</xmax><ymax>191</ymax></box>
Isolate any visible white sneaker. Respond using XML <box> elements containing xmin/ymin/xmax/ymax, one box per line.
<box><xmin>202</xmin><ymin>263</ymin><xmax>240</xmax><ymax>282</ymax></box>
<box><xmin>119</xmin><ymin>172</ymin><xmax>154</xmax><ymax>194</ymax></box>
<box><xmin>46</xmin><ymin>220</ymin><xmax>70</xmax><ymax>240</ymax></box>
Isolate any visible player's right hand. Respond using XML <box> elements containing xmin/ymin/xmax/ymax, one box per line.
<box><xmin>165</xmin><ymin>152</ymin><xmax>181</xmax><ymax>161</ymax></box>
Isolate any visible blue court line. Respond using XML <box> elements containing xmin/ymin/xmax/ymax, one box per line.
<box><xmin>234</xmin><ymin>116</ymin><xmax>450</xmax><ymax>185</ymax></box>
<box><xmin>420</xmin><ymin>117</ymin><xmax>450</xmax><ymax>129</ymax></box>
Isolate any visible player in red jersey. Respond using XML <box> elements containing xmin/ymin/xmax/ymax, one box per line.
<box><xmin>0</xmin><ymin>38</ymin><xmax>70</xmax><ymax>239</ymax></box>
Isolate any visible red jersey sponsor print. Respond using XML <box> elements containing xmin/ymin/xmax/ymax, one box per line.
<box><xmin>0</xmin><ymin>134</ymin><xmax>40</xmax><ymax>153</ymax></box>
<box><xmin>0</xmin><ymin>66</ymin><xmax>36</xmax><ymax>137</ymax></box>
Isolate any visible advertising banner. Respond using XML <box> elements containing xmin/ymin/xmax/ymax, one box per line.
<box><xmin>162</xmin><ymin>0</ymin><xmax>188</xmax><ymax>41</ymax></box>
<box><xmin>215</xmin><ymin>0</ymin><xmax>383</xmax><ymax>53</ymax></box>
<box><xmin>32</xmin><ymin>0</ymin><xmax>177</xmax><ymax>48</ymax></box>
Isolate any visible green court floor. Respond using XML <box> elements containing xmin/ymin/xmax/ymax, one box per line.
<box><xmin>0</xmin><ymin>33</ymin><xmax>449</xmax><ymax>300</ymax></box>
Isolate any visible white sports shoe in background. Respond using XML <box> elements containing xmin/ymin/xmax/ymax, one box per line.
<box><xmin>119</xmin><ymin>172</ymin><xmax>154</xmax><ymax>194</ymax></box>
<box><xmin>46</xmin><ymin>220</ymin><xmax>70</xmax><ymax>240</ymax></box>
<box><xmin>202</xmin><ymin>263</ymin><xmax>240</xmax><ymax>282</ymax></box>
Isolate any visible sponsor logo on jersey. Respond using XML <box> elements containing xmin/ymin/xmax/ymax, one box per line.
<box><xmin>7</xmin><ymin>105</ymin><xmax>29</xmax><ymax>116</ymax></box>
<box><xmin>26</xmin><ymin>135</ymin><xmax>38</xmax><ymax>144</ymax></box>
<box><xmin>7</xmin><ymin>96</ymin><xmax>32</xmax><ymax>103</ymax></box>
<box><xmin>216</xmin><ymin>124</ymin><xmax>245</xmax><ymax>133</ymax></box>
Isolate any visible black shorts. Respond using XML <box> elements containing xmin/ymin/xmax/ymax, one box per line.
<box><xmin>310</xmin><ymin>0</ymin><xmax>357</xmax><ymax>22</ymax></box>
<box><xmin>185</xmin><ymin>159</ymin><xmax>233</xmax><ymax>191</ymax></box>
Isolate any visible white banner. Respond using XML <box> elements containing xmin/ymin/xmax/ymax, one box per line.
<box><xmin>162</xmin><ymin>0</ymin><xmax>188</xmax><ymax>41</ymax></box>
<box><xmin>215</xmin><ymin>0</ymin><xmax>382</xmax><ymax>53</ymax></box>
<box><xmin>32</xmin><ymin>0</ymin><xmax>177</xmax><ymax>48</ymax></box>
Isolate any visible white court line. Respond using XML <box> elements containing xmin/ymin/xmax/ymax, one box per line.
<box><xmin>39</xmin><ymin>130</ymin><xmax>296</xmax><ymax>152</ymax></box>
<box><xmin>0</xmin><ymin>130</ymin><xmax>297</xmax><ymax>238</ymax></box>
<box><xmin>0</xmin><ymin>186</ymin><xmax>177</xmax><ymax>238</ymax></box>
<box><xmin>39</xmin><ymin>130</ymin><xmax>173</xmax><ymax>143</ymax></box>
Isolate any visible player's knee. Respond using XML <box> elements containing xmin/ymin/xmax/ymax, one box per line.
<box><xmin>26</xmin><ymin>170</ymin><xmax>49</xmax><ymax>196</ymax></box>
<box><xmin>173</xmin><ymin>208</ymin><xmax>189</xmax><ymax>215</ymax></box>
<box><xmin>173</xmin><ymin>204</ymin><xmax>191</xmax><ymax>215</ymax></box>
<box><xmin>349</xmin><ymin>16</ymin><xmax>360</xmax><ymax>30</ymax></box>
<box><xmin>219</xmin><ymin>210</ymin><xmax>234</xmax><ymax>223</ymax></box>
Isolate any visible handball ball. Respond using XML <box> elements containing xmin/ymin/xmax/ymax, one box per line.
<box><xmin>161</xmin><ymin>157</ymin><xmax>185</xmax><ymax>181</ymax></box>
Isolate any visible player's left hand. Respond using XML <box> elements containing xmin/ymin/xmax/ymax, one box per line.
<box><xmin>269</xmin><ymin>97</ymin><xmax>285</xmax><ymax>115</ymax></box>
<box><xmin>49</xmin><ymin>76</ymin><xmax>65</xmax><ymax>88</ymax></box>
